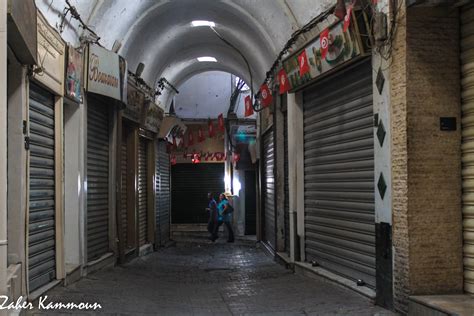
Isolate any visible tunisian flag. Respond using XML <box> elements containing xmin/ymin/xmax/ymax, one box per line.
<box><xmin>260</xmin><ymin>84</ymin><xmax>273</xmax><ymax>108</ymax></box>
<box><xmin>343</xmin><ymin>5</ymin><xmax>353</xmax><ymax>32</ymax></box>
<box><xmin>320</xmin><ymin>28</ymin><xmax>330</xmax><ymax>60</ymax></box>
<box><xmin>278</xmin><ymin>69</ymin><xmax>291</xmax><ymax>95</ymax></box>
<box><xmin>198</xmin><ymin>127</ymin><xmax>205</xmax><ymax>143</ymax></box>
<box><xmin>208</xmin><ymin>119</ymin><xmax>215</xmax><ymax>138</ymax></box>
<box><xmin>218</xmin><ymin>113</ymin><xmax>225</xmax><ymax>132</ymax></box>
<box><xmin>244</xmin><ymin>95</ymin><xmax>254</xmax><ymax>117</ymax></box>
<box><xmin>297</xmin><ymin>50</ymin><xmax>310</xmax><ymax>77</ymax></box>
<box><xmin>188</xmin><ymin>131</ymin><xmax>194</xmax><ymax>146</ymax></box>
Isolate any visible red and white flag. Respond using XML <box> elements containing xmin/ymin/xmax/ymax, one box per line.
<box><xmin>334</xmin><ymin>0</ymin><xmax>346</xmax><ymax>20</ymax></box>
<box><xmin>278</xmin><ymin>69</ymin><xmax>291</xmax><ymax>95</ymax></box>
<box><xmin>198</xmin><ymin>127</ymin><xmax>205</xmax><ymax>143</ymax></box>
<box><xmin>244</xmin><ymin>95</ymin><xmax>254</xmax><ymax>117</ymax></box>
<box><xmin>208</xmin><ymin>120</ymin><xmax>215</xmax><ymax>138</ymax></box>
<box><xmin>218</xmin><ymin>113</ymin><xmax>225</xmax><ymax>132</ymax></box>
<box><xmin>170</xmin><ymin>155</ymin><xmax>177</xmax><ymax>165</ymax></box>
<box><xmin>297</xmin><ymin>50</ymin><xmax>310</xmax><ymax>77</ymax></box>
<box><xmin>188</xmin><ymin>131</ymin><xmax>194</xmax><ymax>146</ymax></box>
<box><xmin>343</xmin><ymin>5</ymin><xmax>353</xmax><ymax>32</ymax></box>
<box><xmin>260</xmin><ymin>84</ymin><xmax>273</xmax><ymax>108</ymax></box>
<box><xmin>320</xmin><ymin>28</ymin><xmax>330</xmax><ymax>60</ymax></box>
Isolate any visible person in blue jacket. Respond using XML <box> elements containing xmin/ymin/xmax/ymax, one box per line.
<box><xmin>212</xmin><ymin>193</ymin><xmax>234</xmax><ymax>243</ymax></box>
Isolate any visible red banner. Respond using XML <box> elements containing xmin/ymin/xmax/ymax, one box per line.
<box><xmin>298</xmin><ymin>50</ymin><xmax>310</xmax><ymax>77</ymax></box>
<box><xmin>244</xmin><ymin>95</ymin><xmax>254</xmax><ymax>117</ymax></box>
<box><xmin>218</xmin><ymin>113</ymin><xmax>225</xmax><ymax>132</ymax></box>
<box><xmin>278</xmin><ymin>69</ymin><xmax>291</xmax><ymax>94</ymax></box>
<box><xmin>208</xmin><ymin>119</ymin><xmax>215</xmax><ymax>138</ymax></box>
<box><xmin>260</xmin><ymin>84</ymin><xmax>273</xmax><ymax>108</ymax></box>
<box><xmin>320</xmin><ymin>28</ymin><xmax>330</xmax><ymax>60</ymax></box>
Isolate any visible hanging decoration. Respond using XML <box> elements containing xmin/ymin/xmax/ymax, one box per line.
<box><xmin>172</xmin><ymin>136</ymin><xmax>177</xmax><ymax>150</ymax></box>
<box><xmin>170</xmin><ymin>155</ymin><xmax>177</xmax><ymax>165</ymax></box>
<box><xmin>188</xmin><ymin>131</ymin><xmax>194</xmax><ymax>146</ymax></box>
<box><xmin>208</xmin><ymin>119</ymin><xmax>215</xmax><ymax>138</ymax></box>
<box><xmin>320</xmin><ymin>28</ymin><xmax>330</xmax><ymax>60</ymax></box>
<box><xmin>198</xmin><ymin>127</ymin><xmax>205</xmax><ymax>143</ymax></box>
<box><xmin>218</xmin><ymin>113</ymin><xmax>225</xmax><ymax>132</ymax></box>
<box><xmin>191</xmin><ymin>153</ymin><xmax>201</xmax><ymax>164</ymax></box>
<box><xmin>244</xmin><ymin>95</ymin><xmax>254</xmax><ymax>117</ymax></box>
<box><xmin>343</xmin><ymin>4</ymin><xmax>353</xmax><ymax>33</ymax></box>
<box><xmin>334</xmin><ymin>0</ymin><xmax>347</xmax><ymax>20</ymax></box>
<box><xmin>260</xmin><ymin>84</ymin><xmax>273</xmax><ymax>108</ymax></box>
<box><xmin>297</xmin><ymin>50</ymin><xmax>310</xmax><ymax>77</ymax></box>
<box><xmin>233</xmin><ymin>153</ymin><xmax>241</xmax><ymax>163</ymax></box>
<box><xmin>278</xmin><ymin>69</ymin><xmax>291</xmax><ymax>95</ymax></box>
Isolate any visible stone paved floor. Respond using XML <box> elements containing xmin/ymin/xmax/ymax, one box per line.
<box><xmin>27</xmin><ymin>238</ymin><xmax>395</xmax><ymax>315</ymax></box>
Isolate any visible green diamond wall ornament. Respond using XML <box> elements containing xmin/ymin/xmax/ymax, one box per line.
<box><xmin>376</xmin><ymin>120</ymin><xmax>386</xmax><ymax>147</ymax></box>
<box><xmin>376</xmin><ymin>67</ymin><xmax>385</xmax><ymax>95</ymax></box>
<box><xmin>378</xmin><ymin>173</ymin><xmax>387</xmax><ymax>199</ymax></box>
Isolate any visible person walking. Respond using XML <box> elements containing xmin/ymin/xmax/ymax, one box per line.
<box><xmin>206</xmin><ymin>192</ymin><xmax>218</xmax><ymax>241</ymax></box>
<box><xmin>213</xmin><ymin>193</ymin><xmax>234</xmax><ymax>243</ymax></box>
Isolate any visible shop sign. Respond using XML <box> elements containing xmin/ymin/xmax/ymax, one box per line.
<box><xmin>65</xmin><ymin>45</ymin><xmax>83</xmax><ymax>103</ymax></box>
<box><xmin>86</xmin><ymin>44</ymin><xmax>126</xmax><ymax>103</ymax></box>
<box><xmin>142</xmin><ymin>101</ymin><xmax>164</xmax><ymax>134</ymax></box>
<box><xmin>124</xmin><ymin>82</ymin><xmax>144</xmax><ymax>123</ymax></box>
<box><xmin>34</xmin><ymin>11</ymin><xmax>66</xmax><ymax>96</ymax></box>
<box><xmin>282</xmin><ymin>20</ymin><xmax>362</xmax><ymax>92</ymax></box>
<box><xmin>7</xmin><ymin>0</ymin><xmax>37</xmax><ymax>65</ymax></box>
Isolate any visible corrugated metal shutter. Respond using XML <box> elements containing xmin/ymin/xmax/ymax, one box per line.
<box><xmin>120</xmin><ymin>129</ymin><xmax>128</xmax><ymax>250</ymax></box>
<box><xmin>138</xmin><ymin>137</ymin><xmax>148</xmax><ymax>246</ymax></box>
<box><xmin>171</xmin><ymin>163</ymin><xmax>225</xmax><ymax>224</ymax></box>
<box><xmin>462</xmin><ymin>3</ymin><xmax>474</xmax><ymax>294</ymax></box>
<box><xmin>156</xmin><ymin>141</ymin><xmax>171</xmax><ymax>245</ymax></box>
<box><xmin>263</xmin><ymin>130</ymin><xmax>276</xmax><ymax>249</ymax></box>
<box><xmin>284</xmin><ymin>112</ymin><xmax>290</xmax><ymax>255</ymax></box>
<box><xmin>87</xmin><ymin>99</ymin><xmax>110</xmax><ymax>261</ymax></box>
<box><xmin>303</xmin><ymin>60</ymin><xmax>375</xmax><ymax>288</ymax></box>
<box><xmin>28</xmin><ymin>83</ymin><xmax>56</xmax><ymax>292</ymax></box>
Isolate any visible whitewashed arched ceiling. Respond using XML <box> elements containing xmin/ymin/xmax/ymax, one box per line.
<box><xmin>36</xmin><ymin>0</ymin><xmax>335</xmax><ymax>112</ymax></box>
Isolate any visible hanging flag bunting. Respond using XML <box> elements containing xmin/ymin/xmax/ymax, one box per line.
<box><xmin>233</xmin><ymin>153</ymin><xmax>241</xmax><ymax>163</ymax></box>
<box><xmin>343</xmin><ymin>4</ymin><xmax>353</xmax><ymax>33</ymax></box>
<box><xmin>208</xmin><ymin>119</ymin><xmax>215</xmax><ymax>138</ymax></box>
<box><xmin>260</xmin><ymin>84</ymin><xmax>273</xmax><ymax>108</ymax></box>
<box><xmin>192</xmin><ymin>153</ymin><xmax>201</xmax><ymax>164</ymax></box>
<box><xmin>320</xmin><ymin>28</ymin><xmax>330</xmax><ymax>60</ymax></box>
<box><xmin>218</xmin><ymin>113</ymin><xmax>225</xmax><ymax>132</ymax></box>
<box><xmin>188</xmin><ymin>131</ymin><xmax>194</xmax><ymax>146</ymax></box>
<box><xmin>198</xmin><ymin>127</ymin><xmax>205</xmax><ymax>143</ymax></box>
<box><xmin>244</xmin><ymin>95</ymin><xmax>254</xmax><ymax>117</ymax></box>
<box><xmin>278</xmin><ymin>68</ymin><xmax>291</xmax><ymax>95</ymax></box>
<box><xmin>171</xmin><ymin>155</ymin><xmax>177</xmax><ymax>165</ymax></box>
<box><xmin>297</xmin><ymin>50</ymin><xmax>310</xmax><ymax>77</ymax></box>
<box><xmin>334</xmin><ymin>0</ymin><xmax>346</xmax><ymax>20</ymax></box>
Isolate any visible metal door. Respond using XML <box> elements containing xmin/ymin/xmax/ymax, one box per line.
<box><xmin>303</xmin><ymin>60</ymin><xmax>375</xmax><ymax>288</ymax></box>
<box><xmin>262</xmin><ymin>129</ymin><xmax>276</xmax><ymax>249</ymax></box>
<box><xmin>138</xmin><ymin>137</ymin><xmax>148</xmax><ymax>246</ymax></box>
<box><xmin>155</xmin><ymin>140</ymin><xmax>171</xmax><ymax>245</ymax></box>
<box><xmin>28</xmin><ymin>83</ymin><xmax>56</xmax><ymax>292</ymax></box>
<box><xmin>120</xmin><ymin>127</ymin><xmax>129</xmax><ymax>250</ymax></box>
<box><xmin>284</xmin><ymin>111</ymin><xmax>290</xmax><ymax>255</ymax></box>
<box><xmin>462</xmin><ymin>3</ymin><xmax>474</xmax><ymax>294</ymax></box>
<box><xmin>87</xmin><ymin>98</ymin><xmax>110</xmax><ymax>261</ymax></box>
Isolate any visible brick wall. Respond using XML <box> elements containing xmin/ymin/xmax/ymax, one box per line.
<box><xmin>391</xmin><ymin>4</ymin><xmax>463</xmax><ymax>313</ymax></box>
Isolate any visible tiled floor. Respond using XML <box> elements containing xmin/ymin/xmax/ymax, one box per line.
<box><xmin>27</xmin><ymin>238</ymin><xmax>395</xmax><ymax>315</ymax></box>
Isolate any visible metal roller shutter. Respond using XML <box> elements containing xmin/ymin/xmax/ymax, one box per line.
<box><xmin>120</xmin><ymin>129</ymin><xmax>128</xmax><ymax>250</ymax></box>
<box><xmin>171</xmin><ymin>163</ymin><xmax>225</xmax><ymax>224</ymax></box>
<box><xmin>156</xmin><ymin>141</ymin><xmax>171</xmax><ymax>245</ymax></box>
<box><xmin>462</xmin><ymin>3</ymin><xmax>474</xmax><ymax>294</ymax></box>
<box><xmin>263</xmin><ymin>130</ymin><xmax>276</xmax><ymax>249</ymax></box>
<box><xmin>284</xmin><ymin>112</ymin><xmax>290</xmax><ymax>255</ymax></box>
<box><xmin>138</xmin><ymin>137</ymin><xmax>148</xmax><ymax>246</ymax></box>
<box><xmin>303</xmin><ymin>60</ymin><xmax>375</xmax><ymax>288</ymax></box>
<box><xmin>28</xmin><ymin>83</ymin><xmax>56</xmax><ymax>292</ymax></box>
<box><xmin>87</xmin><ymin>99</ymin><xmax>110</xmax><ymax>261</ymax></box>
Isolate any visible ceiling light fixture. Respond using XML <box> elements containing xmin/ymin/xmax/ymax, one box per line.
<box><xmin>197</xmin><ymin>56</ymin><xmax>217</xmax><ymax>62</ymax></box>
<box><xmin>191</xmin><ymin>20</ymin><xmax>215</xmax><ymax>27</ymax></box>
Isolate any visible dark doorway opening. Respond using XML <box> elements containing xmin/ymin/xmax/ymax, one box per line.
<box><xmin>245</xmin><ymin>170</ymin><xmax>257</xmax><ymax>235</ymax></box>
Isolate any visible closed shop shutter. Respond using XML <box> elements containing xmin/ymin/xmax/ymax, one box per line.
<box><xmin>138</xmin><ymin>137</ymin><xmax>148</xmax><ymax>246</ymax></box>
<box><xmin>171</xmin><ymin>163</ymin><xmax>225</xmax><ymax>224</ymax></box>
<box><xmin>87</xmin><ymin>99</ymin><xmax>110</xmax><ymax>261</ymax></box>
<box><xmin>156</xmin><ymin>141</ymin><xmax>171</xmax><ymax>245</ymax></box>
<box><xmin>462</xmin><ymin>3</ymin><xmax>474</xmax><ymax>294</ymax></box>
<box><xmin>120</xmin><ymin>129</ymin><xmax>129</xmax><ymax>250</ymax></box>
<box><xmin>303</xmin><ymin>60</ymin><xmax>375</xmax><ymax>288</ymax></box>
<box><xmin>284</xmin><ymin>112</ymin><xmax>290</xmax><ymax>255</ymax></box>
<box><xmin>263</xmin><ymin>129</ymin><xmax>276</xmax><ymax>249</ymax></box>
<box><xmin>28</xmin><ymin>83</ymin><xmax>56</xmax><ymax>292</ymax></box>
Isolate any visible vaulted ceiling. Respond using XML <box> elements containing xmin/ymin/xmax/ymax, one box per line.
<box><xmin>37</xmin><ymin>0</ymin><xmax>334</xmax><ymax>111</ymax></box>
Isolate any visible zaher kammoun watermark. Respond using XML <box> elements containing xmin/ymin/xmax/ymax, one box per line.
<box><xmin>0</xmin><ymin>295</ymin><xmax>102</xmax><ymax>311</ymax></box>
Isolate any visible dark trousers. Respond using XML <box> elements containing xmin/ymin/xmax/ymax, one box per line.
<box><xmin>212</xmin><ymin>221</ymin><xmax>234</xmax><ymax>242</ymax></box>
